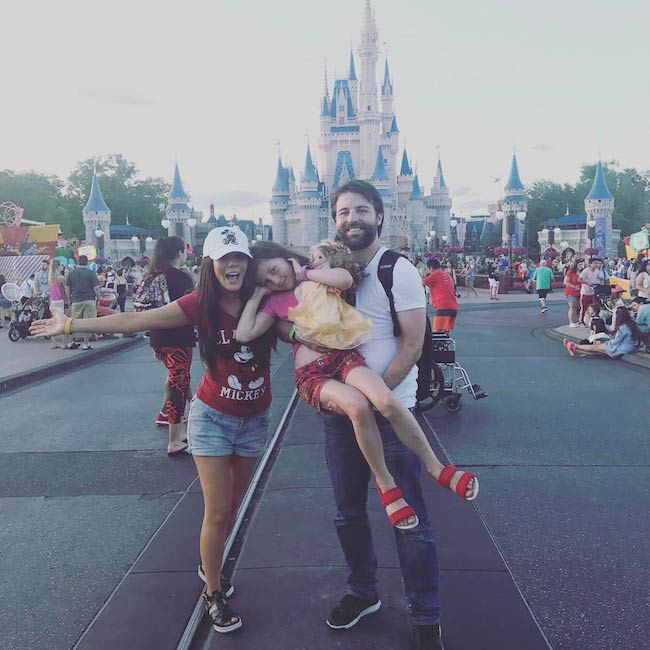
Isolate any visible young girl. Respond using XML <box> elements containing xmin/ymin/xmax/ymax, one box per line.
<box><xmin>237</xmin><ymin>241</ymin><xmax>478</xmax><ymax>532</ymax></box>
<box><xmin>31</xmin><ymin>227</ymin><xmax>273</xmax><ymax>634</ymax></box>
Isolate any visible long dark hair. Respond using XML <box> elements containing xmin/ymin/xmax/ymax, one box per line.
<box><xmin>149</xmin><ymin>236</ymin><xmax>185</xmax><ymax>276</ymax></box>
<box><xmin>250</xmin><ymin>241</ymin><xmax>310</xmax><ymax>268</ymax></box>
<box><xmin>196</xmin><ymin>255</ymin><xmax>270</xmax><ymax>376</ymax></box>
<box><xmin>614</xmin><ymin>306</ymin><xmax>641</xmax><ymax>343</ymax></box>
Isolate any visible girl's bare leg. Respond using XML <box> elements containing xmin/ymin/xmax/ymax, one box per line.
<box><xmin>345</xmin><ymin>365</ymin><xmax>476</xmax><ymax>499</ymax></box>
<box><xmin>319</xmin><ymin>380</ymin><xmax>416</xmax><ymax>527</ymax></box>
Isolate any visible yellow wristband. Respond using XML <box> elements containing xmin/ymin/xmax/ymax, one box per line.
<box><xmin>64</xmin><ymin>317</ymin><xmax>73</xmax><ymax>336</ymax></box>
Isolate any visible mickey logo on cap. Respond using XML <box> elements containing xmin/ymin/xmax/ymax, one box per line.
<box><xmin>222</xmin><ymin>229</ymin><xmax>239</xmax><ymax>245</ymax></box>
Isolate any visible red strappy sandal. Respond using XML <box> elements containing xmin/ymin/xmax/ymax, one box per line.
<box><xmin>376</xmin><ymin>485</ymin><xmax>419</xmax><ymax>530</ymax></box>
<box><xmin>438</xmin><ymin>465</ymin><xmax>479</xmax><ymax>501</ymax></box>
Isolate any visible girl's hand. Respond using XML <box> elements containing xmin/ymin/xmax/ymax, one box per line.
<box><xmin>287</xmin><ymin>258</ymin><xmax>302</xmax><ymax>282</ymax></box>
<box><xmin>30</xmin><ymin>310</ymin><xmax>66</xmax><ymax>338</ymax></box>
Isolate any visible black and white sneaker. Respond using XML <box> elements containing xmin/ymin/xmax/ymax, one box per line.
<box><xmin>326</xmin><ymin>594</ymin><xmax>381</xmax><ymax>630</ymax></box>
<box><xmin>203</xmin><ymin>591</ymin><xmax>242</xmax><ymax>634</ymax></box>
<box><xmin>412</xmin><ymin>623</ymin><xmax>445</xmax><ymax>649</ymax></box>
<box><xmin>198</xmin><ymin>563</ymin><xmax>235</xmax><ymax>598</ymax></box>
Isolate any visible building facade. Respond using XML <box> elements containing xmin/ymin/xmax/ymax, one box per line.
<box><xmin>271</xmin><ymin>0</ymin><xmax>452</xmax><ymax>252</ymax></box>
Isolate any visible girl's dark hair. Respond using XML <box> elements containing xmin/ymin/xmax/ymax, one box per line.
<box><xmin>638</xmin><ymin>259</ymin><xmax>648</xmax><ymax>274</ymax></box>
<box><xmin>614</xmin><ymin>306</ymin><xmax>641</xmax><ymax>343</ymax></box>
<box><xmin>590</xmin><ymin>317</ymin><xmax>607</xmax><ymax>335</ymax></box>
<box><xmin>196</xmin><ymin>255</ymin><xmax>271</xmax><ymax>376</ymax></box>
<box><xmin>250</xmin><ymin>241</ymin><xmax>310</xmax><ymax>267</ymax></box>
<box><xmin>149</xmin><ymin>236</ymin><xmax>185</xmax><ymax>276</ymax></box>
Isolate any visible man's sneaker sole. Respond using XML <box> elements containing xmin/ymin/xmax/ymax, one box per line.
<box><xmin>213</xmin><ymin>618</ymin><xmax>242</xmax><ymax>634</ymax></box>
<box><xmin>198</xmin><ymin>564</ymin><xmax>234</xmax><ymax>598</ymax></box>
<box><xmin>326</xmin><ymin>599</ymin><xmax>381</xmax><ymax>630</ymax></box>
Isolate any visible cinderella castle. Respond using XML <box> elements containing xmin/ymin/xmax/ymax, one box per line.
<box><xmin>271</xmin><ymin>0</ymin><xmax>452</xmax><ymax>251</ymax></box>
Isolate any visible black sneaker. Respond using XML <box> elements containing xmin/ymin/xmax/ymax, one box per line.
<box><xmin>412</xmin><ymin>624</ymin><xmax>444</xmax><ymax>650</ymax></box>
<box><xmin>198</xmin><ymin>563</ymin><xmax>235</xmax><ymax>598</ymax></box>
<box><xmin>203</xmin><ymin>590</ymin><xmax>242</xmax><ymax>634</ymax></box>
<box><xmin>326</xmin><ymin>594</ymin><xmax>381</xmax><ymax>630</ymax></box>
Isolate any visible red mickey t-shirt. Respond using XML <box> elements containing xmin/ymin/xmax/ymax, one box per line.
<box><xmin>176</xmin><ymin>291</ymin><xmax>273</xmax><ymax>417</ymax></box>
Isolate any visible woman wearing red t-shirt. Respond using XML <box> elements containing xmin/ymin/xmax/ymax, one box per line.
<box><xmin>30</xmin><ymin>226</ymin><xmax>273</xmax><ymax>634</ymax></box>
<box><xmin>563</xmin><ymin>259</ymin><xmax>583</xmax><ymax>327</ymax></box>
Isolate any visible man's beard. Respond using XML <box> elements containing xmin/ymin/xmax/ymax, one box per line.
<box><xmin>337</xmin><ymin>221</ymin><xmax>378</xmax><ymax>250</ymax></box>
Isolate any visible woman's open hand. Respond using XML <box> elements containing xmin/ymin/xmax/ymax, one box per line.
<box><xmin>30</xmin><ymin>310</ymin><xmax>66</xmax><ymax>338</ymax></box>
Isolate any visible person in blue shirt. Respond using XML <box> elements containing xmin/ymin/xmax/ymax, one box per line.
<box><xmin>564</xmin><ymin>307</ymin><xmax>642</xmax><ymax>358</ymax></box>
<box><xmin>630</xmin><ymin>297</ymin><xmax>650</xmax><ymax>333</ymax></box>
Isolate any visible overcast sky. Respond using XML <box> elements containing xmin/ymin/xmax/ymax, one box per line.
<box><xmin>2</xmin><ymin>0</ymin><xmax>648</xmax><ymax>222</ymax></box>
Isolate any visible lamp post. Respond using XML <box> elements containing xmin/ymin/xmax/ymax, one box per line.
<box><xmin>94</xmin><ymin>229</ymin><xmax>104</xmax><ymax>256</ymax></box>
<box><xmin>430</xmin><ymin>230</ymin><xmax>436</xmax><ymax>252</ymax></box>
<box><xmin>161</xmin><ymin>218</ymin><xmax>171</xmax><ymax>230</ymax></box>
<box><xmin>450</xmin><ymin>217</ymin><xmax>458</xmax><ymax>246</ymax></box>
<box><xmin>587</xmin><ymin>219</ymin><xmax>596</xmax><ymax>253</ymax></box>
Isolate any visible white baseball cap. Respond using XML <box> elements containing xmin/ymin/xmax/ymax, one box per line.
<box><xmin>202</xmin><ymin>226</ymin><xmax>252</xmax><ymax>260</ymax></box>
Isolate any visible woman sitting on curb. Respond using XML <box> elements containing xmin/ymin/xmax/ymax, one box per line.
<box><xmin>563</xmin><ymin>306</ymin><xmax>642</xmax><ymax>359</ymax></box>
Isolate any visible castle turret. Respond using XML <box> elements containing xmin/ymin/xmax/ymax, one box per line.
<box><xmin>271</xmin><ymin>156</ymin><xmax>290</xmax><ymax>245</ymax></box>
<box><xmin>165</xmin><ymin>163</ymin><xmax>192</xmax><ymax>240</ymax></box>
<box><xmin>397</xmin><ymin>149</ymin><xmax>414</xmax><ymax>208</ymax></box>
<box><xmin>297</xmin><ymin>144</ymin><xmax>322</xmax><ymax>244</ymax></box>
<box><xmin>429</xmin><ymin>157</ymin><xmax>452</xmax><ymax>240</ymax></box>
<box><xmin>501</xmin><ymin>153</ymin><xmax>527</xmax><ymax>245</ymax></box>
<box><xmin>381</xmin><ymin>60</ymin><xmax>394</xmax><ymax>134</ymax></box>
<box><xmin>358</xmin><ymin>0</ymin><xmax>381</xmax><ymax>177</ymax></box>
<box><xmin>83</xmin><ymin>167</ymin><xmax>112</xmax><ymax>252</ymax></box>
<box><xmin>584</xmin><ymin>160</ymin><xmax>615</xmax><ymax>256</ymax></box>
<box><xmin>407</xmin><ymin>174</ymin><xmax>426</xmax><ymax>252</ymax></box>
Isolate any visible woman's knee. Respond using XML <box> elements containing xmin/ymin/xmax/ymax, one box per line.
<box><xmin>338</xmin><ymin>392</ymin><xmax>374</xmax><ymax>423</ymax></box>
<box><xmin>203</xmin><ymin>505</ymin><xmax>231</xmax><ymax>530</ymax></box>
<box><xmin>372</xmin><ymin>391</ymin><xmax>401</xmax><ymax>420</ymax></box>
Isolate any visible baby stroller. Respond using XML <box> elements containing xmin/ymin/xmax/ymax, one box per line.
<box><xmin>419</xmin><ymin>332</ymin><xmax>487</xmax><ymax>414</ymax></box>
<box><xmin>8</xmin><ymin>296</ymin><xmax>49</xmax><ymax>342</ymax></box>
<box><xmin>593</xmin><ymin>284</ymin><xmax>612</xmax><ymax>316</ymax></box>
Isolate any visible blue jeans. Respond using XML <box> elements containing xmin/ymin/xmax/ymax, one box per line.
<box><xmin>323</xmin><ymin>410</ymin><xmax>440</xmax><ymax>626</ymax></box>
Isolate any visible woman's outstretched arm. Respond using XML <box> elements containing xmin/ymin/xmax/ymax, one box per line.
<box><xmin>31</xmin><ymin>301</ymin><xmax>190</xmax><ymax>337</ymax></box>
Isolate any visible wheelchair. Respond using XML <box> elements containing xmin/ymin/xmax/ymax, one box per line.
<box><xmin>418</xmin><ymin>332</ymin><xmax>487</xmax><ymax>414</ymax></box>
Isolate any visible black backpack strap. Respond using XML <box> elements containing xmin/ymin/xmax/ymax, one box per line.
<box><xmin>377</xmin><ymin>249</ymin><xmax>404</xmax><ymax>337</ymax></box>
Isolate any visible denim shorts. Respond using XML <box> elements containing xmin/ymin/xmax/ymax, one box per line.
<box><xmin>186</xmin><ymin>396</ymin><xmax>270</xmax><ymax>457</ymax></box>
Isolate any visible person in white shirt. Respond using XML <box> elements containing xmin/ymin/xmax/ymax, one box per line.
<box><xmin>578</xmin><ymin>258</ymin><xmax>604</xmax><ymax>324</ymax></box>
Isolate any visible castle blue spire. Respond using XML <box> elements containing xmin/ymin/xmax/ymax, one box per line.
<box><xmin>382</xmin><ymin>60</ymin><xmax>393</xmax><ymax>95</ymax></box>
<box><xmin>272</xmin><ymin>157</ymin><xmax>289</xmax><ymax>193</ymax></box>
<box><xmin>321</xmin><ymin>95</ymin><xmax>330</xmax><ymax>117</ymax></box>
<box><xmin>169</xmin><ymin>163</ymin><xmax>188</xmax><ymax>201</ymax></box>
<box><xmin>586</xmin><ymin>160</ymin><xmax>614</xmax><ymax>200</ymax></box>
<box><xmin>504</xmin><ymin>154</ymin><xmax>524</xmax><ymax>191</ymax></box>
<box><xmin>437</xmin><ymin>159</ymin><xmax>447</xmax><ymax>189</ymax></box>
<box><xmin>400</xmin><ymin>150</ymin><xmax>412</xmax><ymax>176</ymax></box>
<box><xmin>302</xmin><ymin>145</ymin><xmax>318</xmax><ymax>183</ymax></box>
<box><xmin>84</xmin><ymin>172</ymin><xmax>110</xmax><ymax>213</ymax></box>
<box><xmin>410</xmin><ymin>174</ymin><xmax>422</xmax><ymax>200</ymax></box>
<box><xmin>389</xmin><ymin>116</ymin><xmax>399</xmax><ymax>133</ymax></box>
<box><xmin>371</xmin><ymin>146</ymin><xmax>389</xmax><ymax>182</ymax></box>
<box><xmin>348</xmin><ymin>50</ymin><xmax>357</xmax><ymax>81</ymax></box>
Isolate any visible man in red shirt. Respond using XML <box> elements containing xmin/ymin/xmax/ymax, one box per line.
<box><xmin>423</xmin><ymin>258</ymin><xmax>458</xmax><ymax>332</ymax></box>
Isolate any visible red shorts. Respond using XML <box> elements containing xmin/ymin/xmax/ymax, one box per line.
<box><xmin>432</xmin><ymin>309</ymin><xmax>457</xmax><ymax>332</ymax></box>
<box><xmin>294</xmin><ymin>349</ymin><xmax>366</xmax><ymax>412</ymax></box>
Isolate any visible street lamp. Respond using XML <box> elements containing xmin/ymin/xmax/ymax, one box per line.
<box><xmin>587</xmin><ymin>219</ymin><xmax>596</xmax><ymax>252</ymax></box>
<box><xmin>145</xmin><ymin>236</ymin><xmax>153</xmax><ymax>243</ymax></box>
<box><xmin>187</xmin><ymin>217</ymin><xmax>197</xmax><ymax>228</ymax></box>
<box><xmin>161</xmin><ymin>219</ymin><xmax>171</xmax><ymax>230</ymax></box>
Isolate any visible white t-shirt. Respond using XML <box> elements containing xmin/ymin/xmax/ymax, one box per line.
<box><xmin>579</xmin><ymin>267</ymin><xmax>604</xmax><ymax>295</ymax></box>
<box><xmin>356</xmin><ymin>247</ymin><xmax>426</xmax><ymax>408</ymax></box>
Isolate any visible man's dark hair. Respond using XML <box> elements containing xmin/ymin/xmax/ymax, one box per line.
<box><xmin>78</xmin><ymin>255</ymin><xmax>88</xmax><ymax>266</ymax></box>
<box><xmin>329</xmin><ymin>179</ymin><xmax>384</xmax><ymax>236</ymax></box>
<box><xmin>427</xmin><ymin>258</ymin><xmax>441</xmax><ymax>270</ymax></box>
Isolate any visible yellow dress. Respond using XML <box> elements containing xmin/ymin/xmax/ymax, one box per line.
<box><xmin>287</xmin><ymin>281</ymin><xmax>373</xmax><ymax>350</ymax></box>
